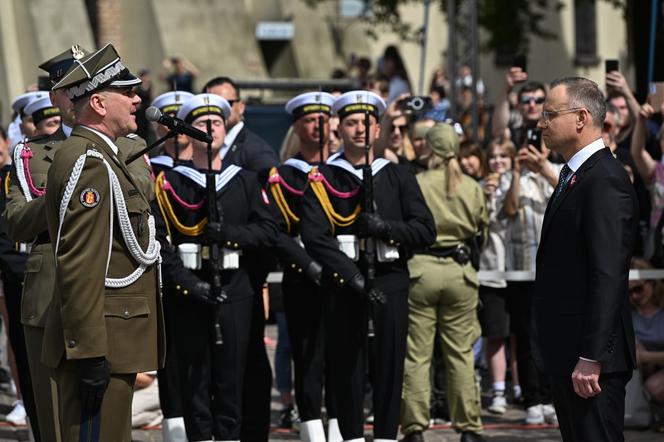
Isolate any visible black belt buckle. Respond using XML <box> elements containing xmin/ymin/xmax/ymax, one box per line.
<box><xmin>453</xmin><ymin>244</ymin><xmax>471</xmax><ymax>265</ymax></box>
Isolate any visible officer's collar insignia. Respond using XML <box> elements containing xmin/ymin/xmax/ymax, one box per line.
<box><xmin>71</xmin><ymin>45</ymin><xmax>85</xmax><ymax>60</ymax></box>
<box><xmin>80</xmin><ymin>187</ymin><xmax>100</xmax><ymax>208</ymax></box>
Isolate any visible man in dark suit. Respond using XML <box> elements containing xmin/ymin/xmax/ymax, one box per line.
<box><xmin>533</xmin><ymin>76</ymin><xmax>637</xmax><ymax>441</ymax></box>
<box><xmin>202</xmin><ymin>76</ymin><xmax>279</xmax><ymax>172</ymax></box>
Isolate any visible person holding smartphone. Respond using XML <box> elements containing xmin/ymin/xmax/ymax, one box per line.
<box><xmin>491</xmin><ymin>57</ymin><xmax>547</xmax><ymax>149</ymax></box>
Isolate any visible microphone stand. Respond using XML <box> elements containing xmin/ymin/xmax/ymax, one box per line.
<box><xmin>126</xmin><ymin>130</ymin><xmax>177</xmax><ymax>164</ymax></box>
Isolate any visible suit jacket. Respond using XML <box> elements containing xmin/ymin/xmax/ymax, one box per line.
<box><xmin>223</xmin><ymin>125</ymin><xmax>279</xmax><ymax>173</ymax></box>
<box><xmin>533</xmin><ymin>147</ymin><xmax>637</xmax><ymax>376</ymax></box>
<box><xmin>43</xmin><ymin>126</ymin><xmax>165</xmax><ymax>374</ymax></box>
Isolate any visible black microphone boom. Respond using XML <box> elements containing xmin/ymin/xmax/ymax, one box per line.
<box><xmin>145</xmin><ymin>106</ymin><xmax>213</xmax><ymax>144</ymax></box>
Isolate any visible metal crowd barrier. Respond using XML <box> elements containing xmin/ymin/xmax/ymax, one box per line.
<box><xmin>266</xmin><ymin>269</ymin><xmax>664</xmax><ymax>284</ymax></box>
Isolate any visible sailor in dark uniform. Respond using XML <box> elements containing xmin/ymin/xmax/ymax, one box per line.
<box><xmin>148</xmin><ymin>91</ymin><xmax>194</xmax><ymax>179</ymax></box>
<box><xmin>300</xmin><ymin>91</ymin><xmax>436</xmax><ymax>442</ymax></box>
<box><xmin>268</xmin><ymin>91</ymin><xmax>342</xmax><ymax>441</ymax></box>
<box><xmin>153</xmin><ymin>93</ymin><xmax>277</xmax><ymax>442</ymax></box>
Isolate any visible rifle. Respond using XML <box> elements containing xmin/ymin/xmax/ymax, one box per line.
<box><xmin>205</xmin><ymin>119</ymin><xmax>225</xmax><ymax>345</ymax></box>
<box><xmin>362</xmin><ymin>110</ymin><xmax>378</xmax><ymax>338</ymax></box>
<box><xmin>318</xmin><ymin>113</ymin><xmax>325</xmax><ymax>164</ymax></box>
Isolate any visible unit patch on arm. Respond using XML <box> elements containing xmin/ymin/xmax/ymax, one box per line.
<box><xmin>80</xmin><ymin>188</ymin><xmax>101</xmax><ymax>208</ymax></box>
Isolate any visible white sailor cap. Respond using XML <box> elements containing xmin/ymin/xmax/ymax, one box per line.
<box><xmin>12</xmin><ymin>91</ymin><xmax>49</xmax><ymax>116</ymax></box>
<box><xmin>23</xmin><ymin>95</ymin><xmax>61</xmax><ymax>124</ymax></box>
<box><xmin>285</xmin><ymin>91</ymin><xmax>336</xmax><ymax>121</ymax></box>
<box><xmin>332</xmin><ymin>90</ymin><xmax>386</xmax><ymax>120</ymax></box>
<box><xmin>176</xmin><ymin>94</ymin><xmax>231</xmax><ymax>124</ymax></box>
<box><xmin>151</xmin><ymin>91</ymin><xmax>194</xmax><ymax>116</ymax></box>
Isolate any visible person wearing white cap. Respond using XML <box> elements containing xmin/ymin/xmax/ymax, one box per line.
<box><xmin>300</xmin><ymin>90</ymin><xmax>435</xmax><ymax>442</ymax></box>
<box><xmin>147</xmin><ymin>91</ymin><xmax>194</xmax><ymax>442</ymax></box>
<box><xmin>153</xmin><ymin>93</ymin><xmax>278</xmax><ymax>442</ymax></box>
<box><xmin>11</xmin><ymin>91</ymin><xmax>50</xmax><ymax>144</ymax></box>
<box><xmin>23</xmin><ymin>95</ymin><xmax>61</xmax><ymax>137</ymax></box>
<box><xmin>149</xmin><ymin>91</ymin><xmax>194</xmax><ymax>176</ymax></box>
<box><xmin>269</xmin><ymin>91</ymin><xmax>343</xmax><ymax>442</ymax></box>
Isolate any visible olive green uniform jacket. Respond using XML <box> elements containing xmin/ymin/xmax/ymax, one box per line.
<box><xmin>42</xmin><ymin>125</ymin><xmax>164</xmax><ymax>373</ymax></box>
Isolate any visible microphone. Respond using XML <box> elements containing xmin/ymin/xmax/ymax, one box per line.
<box><xmin>145</xmin><ymin>106</ymin><xmax>213</xmax><ymax>144</ymax></box>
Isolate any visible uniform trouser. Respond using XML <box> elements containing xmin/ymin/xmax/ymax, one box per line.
<box><xmin>401</xmin><ymin>255</ymin><xmax>483</xmax><ymax>435</ymax></box>
<box><xmin>175</xmin><ymin>295</ymin><xmax>253</xmax><ymax>441</ymax></box>
<box><xmin>53</xmin><ymin>360</ymin><xmax>135</xmax><ymax>442</ymax></box>
<box><xmin>3</xmin><ymin>279</ymin><xmax>40</xmax><ymax>441</ymax></box>
<box><xmin>239</xmin><ymin>291</ymin><xmax>272</xmax><ymax>442</ymax></box>
<box><xmin>282</xmin><ymin>273</ymin><xmax>336</xmax><ymax>422</ymax></box>
<box><xmin>24</xmin><ymin>325</ymin><xmax>60</xmax><ymax>442</ymax></box>
<box><xmin>326</xmin><ymin>273</ymin><xmax>409</xmax><ymax>440</ymax></box>
<box><xmin>157</xmin><ymin>292</ymin><xmax>183</xmax><ymax>419</ymax></box>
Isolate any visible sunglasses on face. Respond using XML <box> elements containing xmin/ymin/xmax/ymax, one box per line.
<box><xmin>520</xmin><ymin>96</ymin><xmax>545</xmax><ymax>105</ymax></box>
<box><xmin>392</xmin><ymin>124</ymin><xmax>407</xmax><ymax>134</ymax></box>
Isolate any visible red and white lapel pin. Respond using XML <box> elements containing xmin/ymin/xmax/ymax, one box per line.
<box><xmin>568</xmin><ymin>175</ymin><xmax>577</xmax><ymax>188</ymax></box>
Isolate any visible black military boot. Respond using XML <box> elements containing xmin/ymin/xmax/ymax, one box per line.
<box><xmin>401</xmin><ymin>431</ymin><xmax>424</xmax><ymax>442</ymax></box>
<box><xmin>460</xmin><ymin>431</ymin><xmax>486</xmax><ymax>442</ymax></box>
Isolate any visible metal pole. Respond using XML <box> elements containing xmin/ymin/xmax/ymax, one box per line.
<box><xmin>418</xmin><ymin>0</ymin><xmax>431</xmax><ymax>95</ymax></box>
<box><xmin>447</xmin><ymin>0</ymin><xmax>457</xmax><ymax>120</ymax></box>
<box><xmin>470</xmin><ymin>0</ymin><xmax>479</xmax><ymax>141</ymax></box>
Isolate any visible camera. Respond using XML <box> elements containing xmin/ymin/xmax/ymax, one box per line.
<box><xmin>398</xmin><ymin>96</ymin><xmax>432</xmax><ymax>114</ymax></box>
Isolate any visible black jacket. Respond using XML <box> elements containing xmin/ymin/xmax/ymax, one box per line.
<box><xmin>224</xmin><ymin>125</ymin><xmax>279</xmax><ymax>173</ymax></box>
<box><xmin>533</xmin><ymin>147</ymin><xmax>637</xmax><ymax>376</ymax></box>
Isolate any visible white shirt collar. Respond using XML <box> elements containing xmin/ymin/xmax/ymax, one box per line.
<box><xmin>221</xmin><ymin>121</ymin><xmax>244</xmax><ymax>159</ymax></box>
<box><xmin>566</xmin><ymin>138</ymin><xmax>605</xmax><ymax>173</ymax></box>
<box><xmin>62</xmin><ymin>123</ymin><xmax>73</xmax><ymax>138</ymax></box>
<box><xmin>81</xmin><ymin>126</ymin><xmax>119</xmax><ymax>155</ymax></box>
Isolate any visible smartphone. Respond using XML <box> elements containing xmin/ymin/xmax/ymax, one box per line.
<box><xmin>526</xmin><ymin>128</ymin><xmax>542</xmax><ymax>151</ymax></box>
<box><xmin>605</xmin><ymin>59</ymin><xmax>619</xmax><ymax>74</ymax></box>
<box><xmin>513</xmin><ymin>54</ymin><xmax>527</xmax><ymax>73</ymax></box>
<box><xmin>649</xmin><ymin>82</ymin><xmax>664</xmax><ymax>112</ymax></box>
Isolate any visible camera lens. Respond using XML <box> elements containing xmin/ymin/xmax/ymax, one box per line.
<box><xmin>410</xmin><ymin>97</ymin><xmax>424</xmax><ymax>111</ymax></box>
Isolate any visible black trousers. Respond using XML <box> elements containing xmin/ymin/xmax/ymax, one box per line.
<box><xmin>2</xmin><ymin>279</ymin><xmax>40</xmax><ymax>441</ymax></box>
<box><xmin>239</xmin><ymin>291</ymin><xmax>272</xmax><ymax>442</ymax></box>
<box><xmin>174</xmin><ymin>295</ymin><xmax>253</xmax><ymax>441</ymax></box>
<box><xmin>327</xmin><ymin>275</ymin><xmax>409</xmax><ymax>440</ymax></box>
<box><xmin>282</xmin><ymin>273</ymin><xmax>336</xmax><ymax>422</ymax></box>
<box><xmin>551</xmin><ymin>372</ymin><xmax>631</xmax><ymax>442</ymax></box>
<box><xmin>508</xmin><ymin>281</ymin><xmax>552</xmax><ymax>407</ymax></box>
<box><xmin>157</xmin><ymin>291</ymin><xmax>183</xmax><ymax>418</ymax></box>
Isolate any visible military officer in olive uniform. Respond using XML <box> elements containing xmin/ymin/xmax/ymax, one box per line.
<box><xmin>4</xmin><ymin>45</ymin><xmax>156</xmax><ymax>442</ymax></box>
<box><xmin>43</xmin><ymin>44</ymin><xmax>165</xmax><ymax>442</ymax></box>
<box><xmin>3</xmin><ymin>46</ymin><xmax>91</xmax><ymax>442</ymax></box>
<box><xmin>300</xmin><ymin>91</ymin><xmax>435</xmax><ymax>442</ymax></box>
<box><xmin>400</xmin><ymin>124</ymin><xmax>488</xmax><ymax>442</ymax></box>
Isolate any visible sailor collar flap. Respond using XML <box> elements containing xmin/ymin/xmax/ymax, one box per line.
<box><xmin>284</xmin><ymin>157</ymin><xmax>313</xmax><ymax>174</ymax></box>
<box><xmin>172</xmin><ymin>164</ymin><xmax>242</xmax><ymax>192</ymax></box>
<box><xmin>326</xmin><ymin>154</ymin><xmax>391</xmax><ymax>182</ymax></box>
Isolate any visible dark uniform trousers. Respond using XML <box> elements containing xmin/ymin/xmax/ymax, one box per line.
<box><xmin>54</xmin><ymin>362</ymin><xmax>135</xmax><ymax>442</ymax></box>
<box><xmin>174</xmin><ymin>282</ymin><xmax>254</xmax><ymax>441</ymax></box>
<box><xmin>157</xmin><ymin>290</ymin><xmax>183</xmax><ymax>419</ymax></box>
<box><xmin>326</xmin><ymin>273</ymin><xmax>409</xmax><ymax>440</ymax></box>
<box><xmin>282</xmin><ymin>271</ymin><xmax>337</xmax><ymax>422</ymax></box>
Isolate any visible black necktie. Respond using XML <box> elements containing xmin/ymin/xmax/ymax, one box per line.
<box><xmin>552</xmin><ymin>164</ymin><xmax>572</xmax><ymax>201</ymax></box>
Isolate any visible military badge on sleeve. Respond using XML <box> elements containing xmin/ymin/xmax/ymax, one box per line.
<box><xmin>80</xmin><ymin>188</ymin><xmax>101</xmax><ymax>208</ymax></box>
